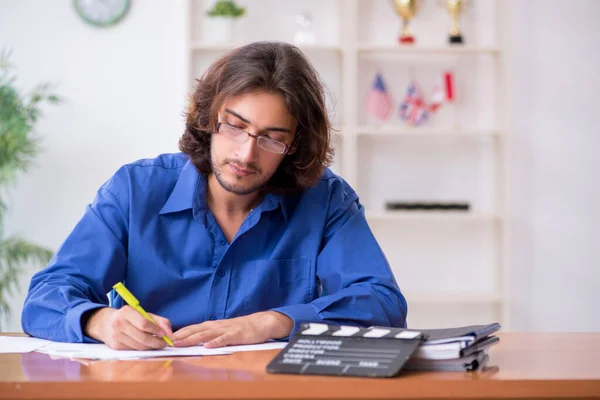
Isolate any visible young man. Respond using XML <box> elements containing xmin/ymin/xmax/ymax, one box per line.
<box><xmin>22</xmin><ymin>42</ymin><xmax>407</xmax><ymax>350</ymax></box>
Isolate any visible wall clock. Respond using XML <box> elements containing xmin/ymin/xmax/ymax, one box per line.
<box><xmin>74</xmin><ymin>0</ymin><xmax>131</xmax><ymax>27</ymax></box>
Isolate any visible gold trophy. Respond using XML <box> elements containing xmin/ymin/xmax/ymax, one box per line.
<box><xmin>391</xmin><ymin>0</ymin><xmax>420</xmax><ymax>44</ymax></box>
<box><xmin>443</xmin><ymin>0</ymin><xmax>467</xmax><ymax>44</ymax></box>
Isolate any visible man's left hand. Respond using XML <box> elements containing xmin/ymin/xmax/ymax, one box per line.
<box><xmin>172</xmin><ymin>311</ymin><xmax>294</xmax><ymax>348</ymax></box>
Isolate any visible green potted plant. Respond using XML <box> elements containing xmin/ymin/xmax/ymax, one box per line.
<box><xmin>203</xmin><ymin>0</ymin><xmax>246</xmax><ymax>44</ymax></box>
<box><xmin>0</xmin><ymin>51</ymin><xmax>59</xmax><ymax>328</ymax></box>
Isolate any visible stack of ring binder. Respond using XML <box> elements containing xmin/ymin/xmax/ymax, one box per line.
<box><xmin>404</xmin><ymin>323</ymin><xmax>501</xmax><ymax>372</ymax></box>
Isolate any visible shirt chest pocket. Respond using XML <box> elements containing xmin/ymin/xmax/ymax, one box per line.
<box><xmin>241</xmin><ymin>258</ymin><xmax>313</xmax><ymax>315</ymax></box>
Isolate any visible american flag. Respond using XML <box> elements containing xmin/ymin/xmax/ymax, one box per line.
<box><xmin>399</xmin><ymin>82</ymin><xmax>429</xmax><ymax>126</ymax></box>
<box><xmin>364</xmin><ymin>73</ymin><xmax>392</xmax><ymax>121</ymax></box>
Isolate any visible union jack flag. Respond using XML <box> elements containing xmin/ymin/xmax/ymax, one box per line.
<box><xmin>399</xmin><ymin>82</ymin><xmax>429</xmax><ymax>126</ymax></box>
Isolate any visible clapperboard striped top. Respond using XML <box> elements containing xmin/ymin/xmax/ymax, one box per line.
<box><xmin>299</xmin><ymin>323</ymin><xmax>425</xmax><ymax>340</ymax></box>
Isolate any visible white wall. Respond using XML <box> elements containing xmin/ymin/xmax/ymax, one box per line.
<box><xmin>0</xmin><ymin>0</ymin><xmax>188</xmax><ymax>331</ymax></box>
<box><xmin>0</xmin><ymin>0</ymin><xmax>598</xmax><ymax>332</ymax></box>
<box><xmin>509</xmin><ymin>0</ymin><xmax>600</xmax><ymax>331</ymax></box>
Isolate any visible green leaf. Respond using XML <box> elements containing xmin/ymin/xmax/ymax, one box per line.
<box><xmin>30</xmin><ymin>93</ymin><xmax>42</xmax><ymax>104</ymax></box>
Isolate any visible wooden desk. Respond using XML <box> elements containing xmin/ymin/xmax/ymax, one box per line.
<box><xmin>1</xmin><ymin>333</ymin><xmax>599</xmax><ymax>399</ymax></box>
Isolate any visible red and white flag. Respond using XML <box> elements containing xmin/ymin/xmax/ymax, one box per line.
<box><xmin>364</xmin><ymin>73</ymin><xmax>393</xmax><ymax>121</ymax></box>
<box><xmin>429</xmin><ymin>71</ymin><xmax>454</xmax><ymax>113</ymax></box>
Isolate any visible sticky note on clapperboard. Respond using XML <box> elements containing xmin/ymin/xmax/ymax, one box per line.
<box><xmin>266</xmin><ymin>323</ymin><xmax>426</xmax><ymax>378</ymax></box>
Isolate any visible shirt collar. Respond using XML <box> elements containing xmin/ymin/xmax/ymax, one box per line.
<box><xmin>263</xmin><ymin>191</ymin><xmax>289</xmax><ymax>222</ymax></box>
<box><xmin>159</xmin><ymin>160</ymin><xmax>290</xmax><ymax>222</ymax></box>
<box><xmin>159</xmin><ymin>160</ymin><xmax>199</xmax><ymax>215</ymax></box>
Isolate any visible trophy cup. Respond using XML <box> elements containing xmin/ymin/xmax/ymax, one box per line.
<box><xmin>391</xmin><ymin>0</ymin><xmax>420</xmax><ymax>44</ymax></box>
<box><xmin>444</xmin><ymin>0</ymin><xmax>467</xmax><ymax>44</ymax></box>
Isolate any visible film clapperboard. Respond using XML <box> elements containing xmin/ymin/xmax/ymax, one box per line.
<box><xmin>267</xmin><ymin>323</ymin><xmax>426</xmax><ymax>378</ymax></box>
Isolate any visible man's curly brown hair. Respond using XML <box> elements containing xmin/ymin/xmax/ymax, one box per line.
<box><xmin>179</xmin><ymin>41</ymin><xmax>334</xmax><ymax>194</ymax></box>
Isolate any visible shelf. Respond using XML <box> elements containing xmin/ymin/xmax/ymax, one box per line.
<box><xmin>190</xmin><ymin>42</ymin><xmax>342</xmax><ymax>53</ymax></box>
<box><xmin>404</xmin><ymin>292</ymin><xmax>504</xmax><ymax>304</ymax></box>
<box><xmin>191</xmin><ymin>43</ymin><xmax>498</xmax><ymax>56</ymax></box>
<box><xmin>357</xmin><ymin>44</ymin><xmax>501</xmax><ymax>55</ymax></box>
<box><xmin>356</xmin><ymin>126</ymin><xmax>502</xmax><ymax>138</ymax></box>
<box><xmin>366</xmin><ymin>211</ymin><xmax>501</xmax><ymax>222</ymax></box>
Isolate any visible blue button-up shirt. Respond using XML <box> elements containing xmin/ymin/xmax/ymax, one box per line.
<box><xmin>22</xmin><ymin>153</ymin><xmax>407</xmax><ymax>342</ymax></box>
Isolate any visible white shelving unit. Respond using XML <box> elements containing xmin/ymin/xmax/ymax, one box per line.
<box><xmin>187</xmin><ymin>0</ymin><xmax>512</xmax><ymax>329</ymax></box>
<box><xmin>357</xmin><ymin>44</ymin><xmax>501</xmax><ymax>55</ymax></box>
<box><xmin>366</xmin><ymin>211</ymin><xmax>502</xmax><ymax>222</ymax></box>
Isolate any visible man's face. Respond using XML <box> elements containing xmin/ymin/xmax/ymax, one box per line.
<box><xmin>210</xmin><ymin>91</ymin><xmax>297</xmax><ymax>196</ymax></box>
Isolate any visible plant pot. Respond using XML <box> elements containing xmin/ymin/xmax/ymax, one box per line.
<box><xmin>203</xmin><ymin>16</ymin><xmax>236</xmax><ymax>44</ymax></box>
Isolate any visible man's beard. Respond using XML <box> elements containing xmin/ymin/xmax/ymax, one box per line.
<box><xmin>212</xmin><ymin>158</ymin><xmax>268</xmax><ymax>196</ymax></box>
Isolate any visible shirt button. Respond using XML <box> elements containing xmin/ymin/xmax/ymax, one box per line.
<box><xmin>210</xmin><ymin>316</ymin><xmax>217</xmax><ymax>321</ymax></box>
<box><xmin>218</xmin><ymin>270</ymin><xmax>226</xmax><ymax>277</ymax></box>
<box><xmin>219</xmin><ymin>239</ymin><xmax>226</xmax><ymax>246</ymax></box>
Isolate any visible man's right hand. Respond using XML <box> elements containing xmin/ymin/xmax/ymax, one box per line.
<box><xmin>84</xmin><ymin>306</ymin><xmax>174</xmax><ymax>350</ymax></box>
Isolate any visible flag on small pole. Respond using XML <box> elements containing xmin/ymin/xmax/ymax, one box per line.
<box><xmin>364</xmin><ymin>73</ymin><xmax>393</xmax><ymax>121</ymax></box>
<box><xmin>429</xmin><ymin>71</ymin><xmax>455</xmax><ymax>113</ymax></box>
<box><xmin>399</xmin><ymin>81</ymin><xmax>429</xmax><ymax>126</ymax></box>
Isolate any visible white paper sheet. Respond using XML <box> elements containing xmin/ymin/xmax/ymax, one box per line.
<box><xmin>36</xmin><ymin>340</ymin><xmax>288</xmax><ymax>360</ymax></box>
<box><xmin>41</xmin><ymin>343</ymin><xmax>232</xmax><ymax>360</ymax></box>
<box><xmin>0</xmin><ymin>336</ymin><xmax>52</xmax><ymax>353</ymax></box>
<box><xmin>215</xmin><ymin>342</ymin><xmax>287</xmax><ymax>353</ymax></box>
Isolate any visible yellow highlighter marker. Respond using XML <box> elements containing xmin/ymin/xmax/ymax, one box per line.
<box><xmin>112</xmin><ymin>282</ymin><xmax>174</xmax><ymax>347</ymax></box>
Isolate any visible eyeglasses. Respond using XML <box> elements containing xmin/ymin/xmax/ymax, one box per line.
<box><xmin>215</xmin><ymin>122</ymin><xmax>292</xmax><ymax>155</ymax></box>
